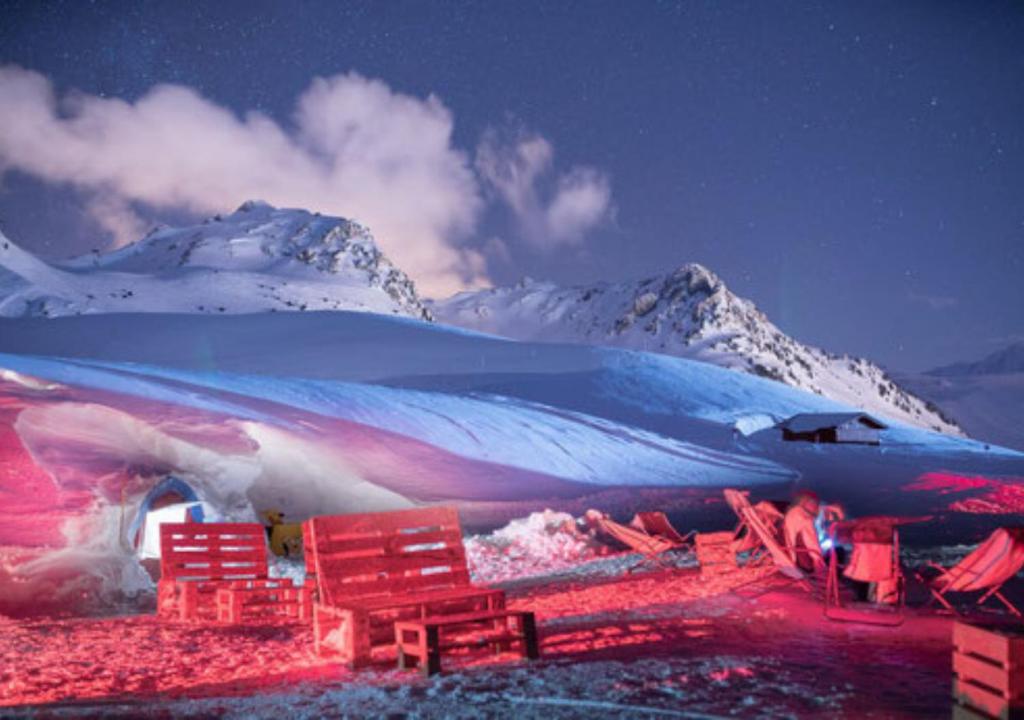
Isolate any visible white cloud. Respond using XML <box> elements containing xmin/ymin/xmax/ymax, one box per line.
<box><xmin>476</xmin><ymin>129</ymin><xmax>611</xmax><ymax>249</ymax></box>
<box><xmin>84</xmin><ymin>195</ymin><xmax>150</xmax><ymax>251</ymax></box>
<box><xmin>0</xmin><ymin>66</ymin><xmax>485</xmax><ymax>297</ymax></box>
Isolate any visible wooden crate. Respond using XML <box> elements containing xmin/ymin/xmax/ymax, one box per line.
<box><xmin>953</xmin><ymin>621</ymin><xmax>1024</xmax><ymax>720</ymax></box>
<box><xmin>694</xmin><ymin>531</ymin><xmax>737</xmax><ymax>576</ymax></box>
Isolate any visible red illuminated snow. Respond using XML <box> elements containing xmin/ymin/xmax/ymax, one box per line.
<box><xmin>1</xmin><ymin>564</ymin><xmax>958</xmax><ymax>718</ymax></box>
<box><xmin>905</xmin><ymin>471</ymin><xmax>1024</xmax><ymax>514</ymax></box>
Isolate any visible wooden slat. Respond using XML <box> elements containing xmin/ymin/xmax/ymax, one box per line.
<box><xmin>163</xmin><ymin>565</ymin><xmax>264</xmax><ymax>577</ymax></box>
<box><xmin>162</xmin><ymin>521</ymin><xmax>266</xmax><ymax>536</ymax></box>
<box><xmin>312</xmin><ymin>507</ymin><xmax>460</xmax><ymax>539</ymax></box>
<box><xmin>342</xmin><ymin>586</ymin><xmax>500</xmax><ymax>611</ymax></box>
<box><xmin>956</xmin><ymin>652</ymin><xmax>1022</xmax><ymax>697</ymax></box>
<box><xmin>316</xmin><ymin>546</ymin><xmax>465</xmax><ymax>577</ymax></box>
<box><xmin>163</xmin><ymin>551</ymin><xmax>264</xmax><ymax>564</ymax></box>
<box><xmin>327</xmin><ymin>570</ymin><xmax>470</xmax><ymax>600</ymax></box>
<box><xmin>314</xmin><ymin>529</ymin><xmax>462</xmax><ymax>557</ymax></box>
<box><xmin>955</xmin><ymin>622</ymin><xmax>1016</xmax><ymax>666</ymax></box>
<box><xmin>955</xmin><ymin>677</ymin><xmax>1024</xmax><ymax>720</ymax></box>
<box><xmin>398</xmin><ymin>609</ymin><xmax>528</xmax><ymax>627</ymax></box>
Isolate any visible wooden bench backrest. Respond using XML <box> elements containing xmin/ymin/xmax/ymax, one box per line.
<box><xmin>306</xmin><ymin>506</ymin><xmax>470</xmax><ymax>606</ymax></box>
<box><xmin>159</xmin><ymin>522</ymin><xmax>268</xmax><ymax>582</ymax></box>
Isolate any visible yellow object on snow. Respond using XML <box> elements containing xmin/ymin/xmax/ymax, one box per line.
<box><xmin>261</xmin><ymin>509</ymin><xmax>303</xmax><ymax>557</ymax></box>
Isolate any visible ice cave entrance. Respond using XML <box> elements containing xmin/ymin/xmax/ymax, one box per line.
<box><xmin>128</xmin><ymin>476</ymin><xmax>207</xmax><ymax>562</ymax></box>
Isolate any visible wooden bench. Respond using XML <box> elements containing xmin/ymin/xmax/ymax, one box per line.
<box><xmin>157</xmin><ymin>522</ymin><xmax>308</xmax><ymax>622</ymax></box>
<box><xmin>395</xmin><ymin>609</ymin><xmax>539</xmax><ymax>676</ymax></box>
<box><xmin>306</xmin><ymin>506</ymin><xmax>505</xmax><ymax>667</ymax></box>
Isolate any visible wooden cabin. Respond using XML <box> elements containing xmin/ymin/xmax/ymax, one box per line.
<box><xmin>778</xmin><ymin>412</ymin><xmax>887</xmax><ymax>445</ymax></box>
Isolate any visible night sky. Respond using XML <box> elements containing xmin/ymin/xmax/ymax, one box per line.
<box><xmin>1</xmin><ymin>1</ymin><xmax>1021</xmax><ymax>372</ymax></box>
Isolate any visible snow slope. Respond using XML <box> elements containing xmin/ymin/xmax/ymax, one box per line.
<box><xmin>0</xmin><ymin>201</ymin><xmax>430</xmax><ymax>320</ymax></box>
<box><xmin>431</xmin><ymin>265</ymin><xmax>960</xmax><ymax>435</ymax></box>
<box><xmin>897</xmin><ymin>343</ymin><xmax>1024</xmax><ymax>451</ymax></box>
<box><xmin>0</xmin><ymin>310</ymin><xmax>1020</xmax><ymax>617</ymax></box>
<box><xmin>0</xmin><ymin>202</ymin><xmax>956</xmax><ymax>435</ymax></box>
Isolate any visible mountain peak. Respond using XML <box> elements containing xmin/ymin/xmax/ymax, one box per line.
<box><xmin>927</xmin><ymin>342</ymin><xmax>1024</xmax><ymax>377</ymax></box>
<box><xmin>234</xmin><ymin>199</ymin><xmax>273</xmax><ymax>214</ymax></box>
<box><xmin>0</xmin><ymin>204</ymin><xmax>432</xmax><ymax>321</ymax></box>
<box><xmin>431</xmin><ymin>265</ymin><xmax>961</xmax><ymax>435</ymax></box>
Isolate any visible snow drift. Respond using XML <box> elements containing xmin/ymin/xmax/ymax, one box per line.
<box><xmin>0</xmin><ymin>310</ymin><xmax>1020</xmax><ymax>618</ymax></box>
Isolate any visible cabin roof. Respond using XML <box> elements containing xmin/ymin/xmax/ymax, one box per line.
<box><xmin>778</xmin><ymin>412</ymin><xmax>888</xmax><ymax>433</ymax></box>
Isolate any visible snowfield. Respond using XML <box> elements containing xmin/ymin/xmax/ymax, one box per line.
<box><xmin>0</xmin><ymin>202</ymin><xmax>957</xmax><ymax>436</ymax></box>
<box><xmin>0</xmin><ymin>309</ymin><xmax>1020</xmax><ymax>619</ymax></box>
<box><xmin>0</xmin><ymin>203</ymin><xmax>1022</xmax><ymax>719</ymax></box>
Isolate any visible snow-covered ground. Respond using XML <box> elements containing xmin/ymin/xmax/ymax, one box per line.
<box><xmin>0</xmin><ymin>555</ymin><xmax>961</xmax><ymax>719</ymax></box>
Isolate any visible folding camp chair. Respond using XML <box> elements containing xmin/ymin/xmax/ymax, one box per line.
<box><xmin>726</xmin><ymin>495</ymin><xmax>786</xmax><ymax>567</ymax></box>
<box><xmin>722</xmin><ymin>489</ymin><xmax>807</xmax><ymax>584</ymax></box>
<box><xmin>824</xmin><ymin>516</ymin><xmax>906</xmax><ymax>626</ymax></box>
<box><xmin>587</xmin><ymin>511</ymin><xmax>690</xmax><ymax>571</ymax></box>
<box><xmin>920</xmin><ymin>527</ymin><xmax>1024</xmax><ymax>618</ymax></box>
<box><xmin>629</xmin><ymin>512</ymin><xmax>694</xmax><ymax>548</ymax></box>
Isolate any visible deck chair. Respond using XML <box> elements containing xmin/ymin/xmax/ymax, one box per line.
<box><xmin>629</xmin><ymin>512</ymin><xmax>694</xmax><ymax>547</ymax></box>
<box><xmin>727</xmin><ymin>497</ymin><xmax>786</xmax><ymax>566</ymax></box>
<box><xmin>824</xmin><ymin>516</ymin><xmax>906</xmax><ymax>627</ymax></box>
<box><xmin>588</xmin><ymin>512</ymin><xmax>688</xmax><ymax>570</ymax></box>
<box><xmin>921</xmin><ymin>527</ymin><xmax>1024</xmax><ymax>618</ymax></box>
<box><xmin>722</xmin><ymin>489</ymin><xmax>806</xmax><ymax>583</ymax></box>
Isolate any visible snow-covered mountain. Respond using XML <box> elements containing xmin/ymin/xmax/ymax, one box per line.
<box><xmin>925</xmin><ymin>342</ymin><xmax>1024</xmax><ymax>378</ymax></box>
<box><xmin>431</xmin><ymin>264</ymin><xmax>960</xmax><ymax>434</ymax></box>
<box><xmin>0</xmin><ymin>308</ymin><xmax>1018</xmax><ymax>617</ymax></box>
<box><xmin>896</xmin><ymin>343</ymin><xmax>1024</xmax><ymax>451</ymax></box>
<box><xmin>0</xmin><ymin>201</ymin><xmax>430</xmax><ymax>320</ymax></box>
<box><xmin>0</xmin><ymin>201</ymin><xmax>958</xmax><ymax>434</ymax></box>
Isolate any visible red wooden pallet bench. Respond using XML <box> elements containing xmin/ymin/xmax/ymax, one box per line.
<box><xmin>305</xmin><ymin>506</ymin><xmax>505</xmax><ymax>667</ymax></box>
<box><xmin>158</xmin><ymin>522</ymin><xmax>308</xmax><ymax>622</ymax></box>
<box><xmin>395</xmin><ymin>609</ymin><xmax>539</xmax><ymax>676</ymax></box>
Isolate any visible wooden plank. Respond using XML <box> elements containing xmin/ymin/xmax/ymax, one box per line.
<box><xmin>955</xmin><ymin>677</ymin><xmax>1024</xmax><ymax>720</ymax></box>
<box><xmin>327</xmin><ymin>569</ymin><xmax>470</xmax><ymax>600</ymax></box>
<box><xmin>312</xmin><ymin>507</ymin><xmax>460</xmax><ymax>539</ymax></box>
<box><xmin>163</xmin><ymin>560</ymin><xmax>264</xmax><ymax>573</ymax></box>
<box><xmin>956</xmin><ymin>652</ymin><xmax>1021</xmax><ymax>697</ymax></box>
<box><xmin>160</xmin><ymin>553</ymin><xmax>264</xmax><ymax>565</ymax></box>
<box><xmin>956</xmin><ymin>622</ymin><xmax>1015</xmax><ymax>665</ymax></box>
<box><xmin>397</xmin><ymin>609</ymin><xmax>529</xmax><ymax>628</ymax></box>
<box><xmin>344</xmin><ymin>587</ymin><xmax>501</xmax><ymax>611</ymax></box>
<box><xmin>161</xmin><ymin>521</ymin><xmax>266</xmax><ymax>536</ymax></box>
<box><xmin>316</xmin><ymin>547</ymin><xmax>466</xmax><ymax>578</ymax></box>
<box><xmin>314</xmin><ymin>529</ymin><xmax>463</xmax><ymax>557</ymax></box>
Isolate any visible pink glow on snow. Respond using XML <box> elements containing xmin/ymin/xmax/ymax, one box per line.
<box><xmin>904</xmin><ymin>471</ymin><xmax>1024</xmax><ymax>514</ymax></box>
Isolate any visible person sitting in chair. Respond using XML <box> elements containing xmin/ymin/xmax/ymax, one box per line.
<box><xmin>784</xmin><ymin>490</ymin><xmax>826</xmax><ymax>573</ymax></box>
